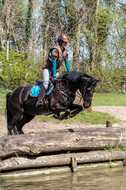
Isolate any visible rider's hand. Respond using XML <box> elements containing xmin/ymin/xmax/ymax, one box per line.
<box><xmin>53</xmin><ymin>75</ymin><xmax>58</xmax><ymax>83</ymax></box>
<box><xmin>53</xmin><ymin>75</ymin><xmax>58</xmax><ymax>79</ymax></box>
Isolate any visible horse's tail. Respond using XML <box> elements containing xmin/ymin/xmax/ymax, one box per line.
<box><xmin>6</xmin><ymin>92</ymin><xmax>12</xmax><ymax>129</ymax></box>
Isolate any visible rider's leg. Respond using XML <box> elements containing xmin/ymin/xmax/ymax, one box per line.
<box><xmin>35</xmin><ymin>68</ymin><xmax>51</xmax><ymax>108</ymax></box>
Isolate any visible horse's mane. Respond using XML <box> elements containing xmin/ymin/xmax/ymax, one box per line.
<box><xmin>61</xmin><ymin>71</ymin><xmax>94</xmax><ymax>83</ymax></box>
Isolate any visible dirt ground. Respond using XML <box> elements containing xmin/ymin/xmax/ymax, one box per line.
<box><xmin>0</xmin><ymin>106</ymin><xmax>126</xmax><ymax>137</ymax></box>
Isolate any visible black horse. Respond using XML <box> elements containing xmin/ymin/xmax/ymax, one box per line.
<box><xmin>6</xmin><ymin>71</ymin><xmax>99</xmax><ymax>135</ymax></box>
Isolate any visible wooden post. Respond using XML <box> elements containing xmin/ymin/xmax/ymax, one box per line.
<box><xmin>123</xmin><ymin>158</ymin><xmax>126</xmax><ymax>166</ymax></box>
<box><xmin>71</xmin><ymin>157</ymin><xmax>77</xmax><ymax>172</ymax></box>
<box><xmin>122</xmin><ymin>82</ymin><xmax>125</xmax><ymax>93</ymax></box>
<box><xmin>106</xmin><ymin>120</ymin><xmax>113</xmax><ymax>128</ymax></box>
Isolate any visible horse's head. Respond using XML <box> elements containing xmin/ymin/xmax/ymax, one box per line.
<box><xmin>79</xmin><ymin>76</ymin><xmax>99</xmax><ymax>109</ymax></box>
<box><xmin>60</xmin><ymin>71</ymin><xmax>99</xmax><ymax>109</ymax></box>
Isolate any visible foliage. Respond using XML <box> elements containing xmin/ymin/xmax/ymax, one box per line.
<box><xmin>82</xmin><ymin>2</ymin><xmax>126</xmax><ymax>92</ymax></box>
<box><xmin>115</xmin><ymin>145</ymin><xmax>126</xmax><ymax>151</ymax></box>
<box><xmin>0</xmin><ymin>0</ymin><xmax>125</xmax><ymax>91</ymax></box>
<box><xmin>0</xmin><ymin>50</ymin><xmax>41</xmax><ymax>90</ymax></box>
<box><xmin>104</xmin><ymin>144</ymin><xmax>112</xmax><ymax>150</ymax></box>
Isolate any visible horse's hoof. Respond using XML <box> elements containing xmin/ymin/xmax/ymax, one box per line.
<box><xmin>69</xmin><ymin>113</ymin><xmax>74</xmax><ymax>118</ymax></box>
<box><xmin>53</xmin><ymin>114</ymin><xmax>59</xmax><ymax>119</ymax></box>
<box><xmin>18</xmin><ymin>131</ymin><xmax>24</xmax><ymax>135</ymax></box>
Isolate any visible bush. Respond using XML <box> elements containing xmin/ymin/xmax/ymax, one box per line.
<box><xmin>0</xmin><ymin>50</ymin><xmax>42</xmax><ymax>90</ymax></box>
<box><xmin>88</xmin><ymin>66</ymin><xmax>123</xmax><ymax>92</ymax></box>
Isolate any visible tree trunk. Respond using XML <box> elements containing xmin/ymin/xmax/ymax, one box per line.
<box><xmin>0</xmin><ymin>22</ymin><xmax>5</xmax><ymax>50</ymax></box>
<box><xmin>5</xmin><ymin>0</ymin><xmax>10</xmax><ymax>60</ymax></box>
<box><xmin>43</xmin><ymin>22</ymin><xmax>49</xmax><ymax>62</ymax></box>
<box><xmin>0</xmin><ymin>150</ymin><xmax>125</xmax><ymax>172</ymax></box>
<box><xmin>73</xmin><ymin>7</ymin><xmax>84</xmax><ymax>71</ymax></box>
<box><xmin>0</xmin><ymin>127</ymin><xmax>126</xmax><ymax>159</ymax></box>
<box><xmin>25</xmin><ymin>0</ymin><xmax>33</xmax><ymax>57</ymax></box>
<box><xmin>93</xmin><ymin>0</ymin><xmax>100</xmax><ymax>66</ymax></box>
<box><xmin>6</xmin><ymin>30</ymin><xmax>9</xmax><ymax>60</ymax></box>
<box><xmin>73</xmin><ymin>23</ymin><xmax>80</xmax><ymax>71</ymax></box>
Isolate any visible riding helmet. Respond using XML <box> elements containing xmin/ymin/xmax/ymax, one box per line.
<box><xmin>58</xmin><ymin>34</ymin><xmax>69</xmax><ymax>42</ymax></box>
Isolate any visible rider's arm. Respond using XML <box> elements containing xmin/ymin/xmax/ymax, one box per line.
<box><xmin>65</xmin><ymin>59</ymin><xmax>71</xmax><ymax>72</ymax></box>
<box><xmin>50</xmin><ymin>48</ymin><xmax>58</xmax><ymax>76</ymax></box>
<box><xmin>52</xmin><ymin>59</ymin><xmax>57</xmax><ymax>76</ymax></box>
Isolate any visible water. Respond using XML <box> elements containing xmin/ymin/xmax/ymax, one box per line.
<box><xmin>1</xmin><ymin>167</ymin><xmax>126</xmax><ymax>190</ymax></box>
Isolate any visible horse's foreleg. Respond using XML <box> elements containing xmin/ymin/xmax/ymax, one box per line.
<box><xmin>53</xmin><ymin>112</ymin><xmax>60</xmax><ymax>119</ymax></box>
<box><xmin>58</xmin><ymin>110</ymin><xmax>70</xmax><ymax>120</ymax></box>
<box><xmin>53</xmin><ymin>104</ymin><xmax>70</xmax><ymax>120</ymax></box>
<box><xmin>16</xmin><ymin>114</ymin><xmax>35</xmax><ymax>134</ymax></box>
<box><xmin>69</xmin><ymin>104</ymin><xmax>83</xmax><ymax>118</ymax></box>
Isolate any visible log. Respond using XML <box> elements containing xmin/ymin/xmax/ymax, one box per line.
<box><xmin>0</xmin><ymin>127</ymin><xmax>126</xmax><ymax>159</ymax></box>
<box><xmin>0</xmin><ymin>150</ymin><xmax>125</xmax><ymax>172</ymax></box>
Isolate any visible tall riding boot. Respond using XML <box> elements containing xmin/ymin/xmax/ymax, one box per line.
<box><xmin>35</xmin><ymin>86</ymin><xmax>46</xmax><ymax>108</ymax></box>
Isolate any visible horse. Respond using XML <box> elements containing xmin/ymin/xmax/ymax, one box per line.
<box><xmin>6</xmin><ymin>71</ymin><xmax>99</xmax><ymax>135</ymax></box>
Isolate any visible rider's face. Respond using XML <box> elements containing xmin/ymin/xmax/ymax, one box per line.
<box><xmin>62</xmin><ymin>42</ymin><xmax>67</xmax><ymax>49</ymax></box>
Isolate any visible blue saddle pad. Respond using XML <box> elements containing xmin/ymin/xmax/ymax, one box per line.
<box><xmin>30</xmin><ymin>85</ymin><xmax>41</xmax><ymax>97</ymax></box>
<box><xmin>30</xmin><ymin>85</ymin><xmax>54</xmax><ymax>97</ymax></box>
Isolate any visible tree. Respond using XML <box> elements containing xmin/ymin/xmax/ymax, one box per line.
<box><xmin>25</xmin><ymin>0</ymin><xmax>33</xmax><ymax>56</ymax></box>
<box><xmin>0</xmin><ymin>0</ymin><xmax>26</xmax><ymax>58</ymax></box>
<box><xmin>0</xmin><ymin>0</ymin><xmax>125</xmax><ymax>91</ymax></box>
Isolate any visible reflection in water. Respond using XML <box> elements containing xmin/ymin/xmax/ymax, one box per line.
<box><xmin>1</xmin><ymin>167</ymin><xmax>126</xmax><ymax>190</ymax></box>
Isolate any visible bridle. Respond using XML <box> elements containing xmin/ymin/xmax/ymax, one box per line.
<box><xmin>55</xmin><ymin>79</ymin><xmax>84</xmax><ymax>105</ymax></box>
<box><xmin>53</xmin><ymin>78</ymin><xmax>92</xmax><ymax>106</ymax></box>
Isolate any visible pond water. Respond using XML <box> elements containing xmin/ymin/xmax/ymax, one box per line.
<box><xmin>0</xmin><ymin>166</ymin><xmax>126</xmax><ymax>190</ymax></box>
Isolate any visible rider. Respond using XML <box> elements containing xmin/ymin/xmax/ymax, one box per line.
<box><xmin>35</xmin><ymin>34</ymin><xmax>71</xmax><ymax>108</ymax></box>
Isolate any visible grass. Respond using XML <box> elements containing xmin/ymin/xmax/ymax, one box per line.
<box><xmin>92</xmin><ymin>91</ymin><xmax>126</xmax><ymax>106</ymax></box>
<box><xmin>35</xmin><ymin>109</ymin><xmax>118</xmax><ymax>124</ymax></box>
<box><xmin>74</xmin><ymin>110</ymin><xmax>118</xmax><ymax>124</ymax></box>
<box><xmin>0</xmin><ymin>87</ymin><xmax>124</xmax><ymax>124</ymax></box>
<box><xmin>0</xmin><ymin>87</ymin><xmax>10</xmax><ymax>107</ymax></box>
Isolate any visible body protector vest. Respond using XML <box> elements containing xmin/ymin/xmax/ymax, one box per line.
<box><xmin>43</xmin><ymin>45</ymin><xmax>68</xmax><ymax>72</ymax></box>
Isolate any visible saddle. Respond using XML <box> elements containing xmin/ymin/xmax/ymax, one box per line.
<box><xmin>30</xmin><ymin>78</ymin><xmax>56</xmax><ymax>97</ymax></box>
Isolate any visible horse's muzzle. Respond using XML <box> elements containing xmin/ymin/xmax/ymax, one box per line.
<box><xmin>83</xmin><ymin>102</ymin><xmax>91</xmax><ymax>109</ymax></box>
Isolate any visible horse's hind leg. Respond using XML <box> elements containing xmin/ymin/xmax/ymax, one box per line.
<box><xmin>8</xmin><ymin>110</ymin><xmax>23</xmax><ymax>135</ymax></box>
<box><xmin>16</xmin><ymin>113</ymin><xmax>35</xmax><ymax>134</ymax></box>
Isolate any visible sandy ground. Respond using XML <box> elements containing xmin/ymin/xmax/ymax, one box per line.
<box><xmin>0</xmin><ymin>106</ymin><xmax>126</xmax><ymax>137</ymax></box>
<box><xmin>92</xmin><ymin>106</ymin><xmax>126</xmax><ymax>122</ymax></box>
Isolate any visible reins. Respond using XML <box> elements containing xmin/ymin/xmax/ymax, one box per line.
<box><xmin>54</xmin><ymin>78</ymin><xmax>84</xmax><ymax>106</ymax></box>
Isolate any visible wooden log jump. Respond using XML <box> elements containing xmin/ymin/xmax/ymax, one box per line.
<box><xmin>0</xmin><ymin>127</ymin><xmax>126</xmax><ymax>173</ymax></box>
<box><xmin>0</xmin><ymin>127</ymin><xmax>126</xmax><ymax>159</ymax></box>
<box><xmin>0</xmin><ymin>150</ymin><xmax>126</xmax><ymax>172</ymax></box>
